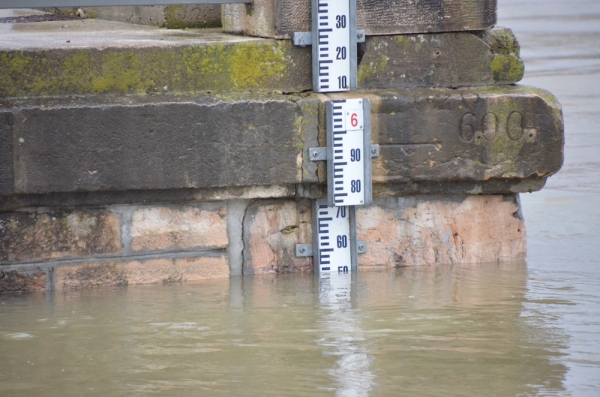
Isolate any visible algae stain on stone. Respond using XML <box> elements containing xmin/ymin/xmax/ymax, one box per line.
<box><xmin>92</xmin><ymin>52</ymin><xmax>147</xmax><ymax>93</ymax></box>
<box><xmin>482</xmin><ymin>100</ymin><xmax>527</xmax><ymax>173</ymax></box>
<box><xmin>228</xmin><ymin>43</ymin><xmax>288</xmax><ymax>88</ymax></box>
<box><xmin>182</xmin><ymin>41</ymin><xmax>291</xmax><ymax>90</ymax></box>
<box><xmin>358</xmin><ymin>54</ymin><xmax>389</xmax><ymax>84</ymax></box>
<box><xmin>57</xmin><ymin>52</ymin><xmax>94</xmax><ymax>94</ymax></box>
<box><xmin>164</xmin><ymin>5</ymin><xmax>186</xmax><ymax>29</ymax></box>
<box><xmin>490</xmin><ymin>55</ymin><xmax>524</xmax><ymax>83</ymax></box>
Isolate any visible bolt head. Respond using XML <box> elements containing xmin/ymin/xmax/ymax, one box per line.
<box><xmin>300</xmin><ymin>248</ymin><xmax>306</xmax><ymax>253</ymax></box>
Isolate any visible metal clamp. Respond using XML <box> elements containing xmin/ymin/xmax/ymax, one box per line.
<box><xmin>309</xmin><ymin>144</ymin><xmax>380</xmax><ymax>162</ymax></box>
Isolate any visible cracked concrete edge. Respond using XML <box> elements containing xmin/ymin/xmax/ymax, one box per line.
<box><xmin>227</xmin><ymin>200</ymin><xmax>249</xmax><ymax>277</ymax></box>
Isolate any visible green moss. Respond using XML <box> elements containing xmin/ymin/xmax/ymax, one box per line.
<box><xmin>478</xmin><ymin>28</ymin><xmax>520</xmax><ymax>56</ymax></box>
<box><xmin>164</xmin><ymin>6</ymin><xmax>187</xmax><ymax>29</ymax></box>
<box><xmin>91</xmin><ymin>52</ymin><xmax>146</xmax><ymax>93</ymax></box>
<box><xmin>490</xmin><ymin>55</ymin><xmax>525</xmax><ymax>83</ymax></box>
<box><xmin>182</xmin><ymin>41</ymin><xmax>291</xmax><ymax>90</ymax></box>
<box><xmin>164</xmin><ymin>5</ymin><xmax>222</xmax><ymax>29</ymax></box>
<box><xmin>0</xmin><ymin>40</ymin><xmax>297</xmax><ymax>97</ymax></box>
<box><xmin>358</xmin><ymin>54</ymin><xmax>389</xmax><ymax>84</ymax></box>
<box><xmin>480</xmin><ymin>99</ymin><xmax>528</xmax><ymax>173</ymax></box>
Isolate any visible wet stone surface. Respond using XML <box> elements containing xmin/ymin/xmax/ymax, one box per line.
<box><xmin>54</xmin><ymin>255</ymin><xmax>229</xmax><ymax>290</ymax></box>
<box><xmin>0</xmin><ymin>270</ymin><xmax>45</xmax><ymax>293</ymax></box>
<box><xmin>0</xmin><ymin>210</ymin><xmax>121</xmax><ymax>263</ymax></box>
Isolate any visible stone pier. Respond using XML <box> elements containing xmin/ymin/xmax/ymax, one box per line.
<box><xmin>0</xmin><ymin>3</ymin><xmax>563</xmax><ymax>292</ymax></box>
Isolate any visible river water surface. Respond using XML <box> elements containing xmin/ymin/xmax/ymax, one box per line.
<box><xmin>1</xmin><ymin>1</ymin><xmax>600</xmax><ymax>396</ymax></box>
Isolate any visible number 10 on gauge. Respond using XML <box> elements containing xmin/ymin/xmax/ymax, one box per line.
<box><xmin>326</xmin><ymin>98</ymin><xmax>373</xmax><ymax>207</ymax></box>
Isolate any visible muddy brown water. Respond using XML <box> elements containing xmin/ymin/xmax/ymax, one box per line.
<box><xmin>1</xmin><ymin>1</ymin><xmax>600</xmax><ymax>396</ymax></box>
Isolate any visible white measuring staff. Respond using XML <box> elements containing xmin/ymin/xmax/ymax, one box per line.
<box><xmin>327</xmin><ymin>98</ymin><xmax>373</xmax><ymax>207</ymax></box>
<box><xmin>295</xmin><ymin>200</ymin><xmax>366</xmax><ymax>273</ymax></box>
<box><xmin>313</xmin><ymin>0</ymin><xmax>354</xmax><ymax>92</ymax></box>
<box><xmin>294</xmin><ymin>0</ymin><xmax>362</xmax><ymax>92</ymax></box>
<box><xmin>315</xmin><ymin>202</ymin><xmax>353</xmax><ymax>273</ymax></box>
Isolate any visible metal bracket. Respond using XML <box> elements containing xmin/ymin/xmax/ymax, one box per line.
<box><xmin>309</xmin><ymin>144</ymin><xmax>379</xmax><ymax>162</ymax></box>
<box><xmin>296</xmin><ymin>244</ymin><xmax>314</xmax><ymax>257</ymax></box>
<box><xmin>294</xmin><ymin>30</ymin><xmax>366</xmax><ymax>47</ymax></box>
<box><xmin>309</xmin><ymin>147</ymin><xmax>327</xmax><ymax>161</ymax></box>
<box><xmin>296</xmin><ymin>241</ymin><xmax>367</xmax><ymax>257</ymax></box>
<box><xmin>369</xmin><ymin>144</ymin><xmax>380</xmax><ymax>158</ymax></box>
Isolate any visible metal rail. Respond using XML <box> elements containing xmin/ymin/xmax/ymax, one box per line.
<box><xmin>0</xmin><ymin>0</ymin><xmax>250</xmax><ymax>8</ymax></box>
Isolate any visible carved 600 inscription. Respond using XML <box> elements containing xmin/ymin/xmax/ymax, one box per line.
<box><xmin>460</xmin><ymin>112</ymin><xmax>537</xmax><ymax>144</ymax></box>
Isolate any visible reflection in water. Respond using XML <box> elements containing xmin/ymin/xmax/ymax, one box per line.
<box><xmin>0</xmin><ymin>265</ymin><xmax>576</xmax><ymax>396</ymax></box>
<box><xmin>318</xmin><ymin>273</ymin><xmax>374</xmax><ymax>397</ymax></box>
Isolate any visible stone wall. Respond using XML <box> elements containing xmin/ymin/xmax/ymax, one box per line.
<box><xmin>42</xmin><ymin>5</ymin><xmax>222</xmax><ymax>28</ymax></box>
<box><xmin>0</xmin><ymin>195</ymin><xmax>526</xmax><ymax>292</ymax></box>
<box><xmin>0</xmin><ymin>3</ymin><xmax>563</xmax><ymax>293</ymax></box>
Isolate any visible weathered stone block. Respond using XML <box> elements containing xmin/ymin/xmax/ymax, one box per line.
<box><xmin>176</xmin><ymin>256</ymin><xmax>230</xmax><ymax>281</ymax></box>
<box><xmin>129</xmin><ymin>204</ymin><xmax>228</xmax><ymax>252</ymax></box>
<box><xmin>357</xmin><ymin>195</ymin><xmax>526</xmax><ymax>268</ymax></box>
<box><xmin>358</xmin><ymin>28</ymin><xmax>523</xmax><ymax>89</ymax></box>
<box><xmin>0</xmin><ymin>20</ymin><xmax>311</xmax><ymax>97</ymax></box>
<box><xmin>0</xmin><ymin>210</ymin><xmax>121</xmax><ymax>263</ymax></box>
<box><xmin>323</xmin><ymin>86</ymin><xmax>564</xmax><ymax>186</ymax></box>
<box><xmin>0</xmin><ymin>270</ymin><xmax>46</xmax><ymax>293</ymax></box>
<box><xmin>223</xmin><ymin>0</ymin><xmax>497</xmax><ymax>39</ymax></box>
<box><xmin>243</xmin><ymin>200</ymin><xmax>313</xmax><ymax>274</ymax></box>
<box><xmin>0</xmin><ymin>185</ymin><xmax>296</xmax><ymax>213</ymax></box>
<box><xmin>0</xmin><ymin>21</ymin><xmax>522</xmax><ymax>97</ymax></box>
<box><xmin>0</xmin><ymin>111</ymin><xmax>13</xmax><ymax>196</ymax></box>
<box><xmin>47</xmin><ymin>5</ymin><xmax>223</xmax><ymax>29</ymax></box>
<box><xmin>55</xmin><ymin>255</ymin><xmax>229</xmax><ymax>289</ymax></box>
<box><xmin>7</xmin><ymin>95</ymin><xmax>306</xmax><ymax>194</ymax></box>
